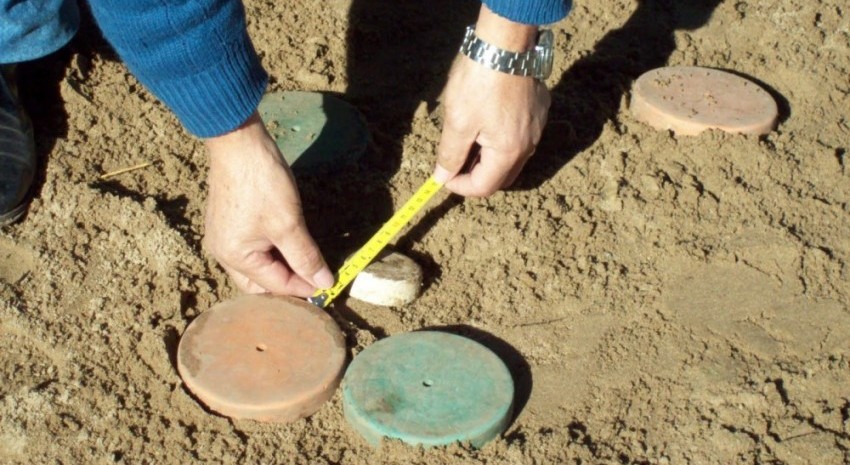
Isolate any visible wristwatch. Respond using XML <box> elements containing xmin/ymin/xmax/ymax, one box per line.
<box><xmin>459</xmin><ymin>25</ymin><xmax>554</xmax><ymax>80</ymax></box>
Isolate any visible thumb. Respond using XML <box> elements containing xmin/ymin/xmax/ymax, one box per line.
<box><xmin>434</xmin><ymin>120</ymin><xmax>476</xmax><ymax>183</ymax></box>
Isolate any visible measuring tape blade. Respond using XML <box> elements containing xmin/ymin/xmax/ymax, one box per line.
<box><xmin>309</xmin><ymin>176</ymin><xmax>444</xmax><ymax>308</ymax></box>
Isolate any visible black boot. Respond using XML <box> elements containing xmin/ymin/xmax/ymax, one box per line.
<box><xmin>0</xmin><ymin>65</ymin><xmax>36</xmax><ymax>226</ymax></box>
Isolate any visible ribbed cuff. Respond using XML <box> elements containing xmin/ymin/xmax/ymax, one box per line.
<box><xmin>144</xmin><ymin>29</ymin><xmax>268</xmax><ymax>138</ymax></box>
<box><xmin>483</xmin><ymin>0</ymin><xmax>572</xmax><ymax>25</ymax></box>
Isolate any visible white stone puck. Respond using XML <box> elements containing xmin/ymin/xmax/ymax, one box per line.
<box><xmin>630</xmin><ymin>66</ymin><xmax>778</xmax><ymax>136</ymax></box>
<box><xmin>349</xmin><ymin>251</ymin><xmax>423</xmax><ymax>307</ymax></box>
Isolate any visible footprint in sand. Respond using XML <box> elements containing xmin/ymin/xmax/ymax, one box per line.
<box><xmin>0</xmin><ymin>321</ymin><xmax>67</xmax><ymax>398</ymax></box>
<box><xmin>662</xmin><ymin>259</ymin><xmax>849</xmax><ymax>359</ymax></box>
<box><xmin>0</xmin><ymin>236</ymin><xmax>35</xmax><ymax>285</ymax></box>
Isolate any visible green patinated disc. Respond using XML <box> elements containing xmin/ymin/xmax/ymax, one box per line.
<box><xmin>342</xmin><ymin>331</ymin><xmax>514</xmax><ymax>448</ymax></box>
<box><xmin>257</xmin><ymin>91</ymin><xmax>368</xmax><ymax>174</ymax></box>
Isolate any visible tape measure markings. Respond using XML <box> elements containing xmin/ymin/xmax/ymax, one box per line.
<box><xmin>309</xmin><ymin>176</ymin><xmax>443</xmax><ymax>308</ymax></box>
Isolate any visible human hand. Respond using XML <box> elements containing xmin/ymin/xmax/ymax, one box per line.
<box><xmin>203</xmin><ymin>112</ymin><xmax>334</xmax><ymax>296</ymax></box>
<box><xmin>434</xmin><ymin>5</ymin><xmax>550</xmax><ymax>196</ymax></box>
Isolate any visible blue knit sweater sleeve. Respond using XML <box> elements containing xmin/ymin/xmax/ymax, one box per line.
<box><xmin>85</xmin><ymin>1</ymin><xmax>568</xmax><ymax>138</ymax></box>
<box><xmin>484</xmin><ymin>0</ymin><xmax>572</xmax><ymax>25</ymax></box>
<box><xmin>87</xmin><ymin>0</ymin><xmax>267</xmax><ymax>138</ymax></box>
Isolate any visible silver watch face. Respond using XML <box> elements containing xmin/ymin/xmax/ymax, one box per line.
<box><xmin>535</xmin><ymin>30</ymin><xmax>555</xmax><ymax>80</ymax></box>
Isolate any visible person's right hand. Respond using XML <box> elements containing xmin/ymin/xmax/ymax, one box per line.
<box><xmin>203</xmin><ymin>112</ymin><xmax>334</xmax><ymax>296</ymax></box>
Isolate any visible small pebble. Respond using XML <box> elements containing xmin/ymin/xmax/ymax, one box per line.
<box><xmin>349</xmin><ymin>251</ymin><xmax>423</xmax><ymax>307</ymax></box>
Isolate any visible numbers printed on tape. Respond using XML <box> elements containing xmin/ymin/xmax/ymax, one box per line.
<box><xmin>309</xmin><ymin>176</ymin><xmax>443</xmax><ymax>308</ymax></box>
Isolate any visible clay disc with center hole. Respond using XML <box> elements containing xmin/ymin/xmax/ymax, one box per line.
<box><xmin>177</xmin><ymin>295</ymin><xmax>346</xmax><ymax>422</ymax></box>
<box><xmin>630</xmin><ymin>66</ymin><xmax>778</xmax><ymax>136</ymax></box>
<box><xmin>342</xmin><ymin>331</ymin><xmax>514</xmax><ymax>448</ymax></box>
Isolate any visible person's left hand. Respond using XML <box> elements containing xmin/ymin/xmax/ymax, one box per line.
<box><xmin>434</xmin><ymin>6</ymin><xmax>551</xmax><ymax>196</ymax></box>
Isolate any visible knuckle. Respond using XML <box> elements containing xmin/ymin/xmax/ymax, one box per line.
<box><xmin>204</xmin><ymin>235</ymin><xmax>244</xmax><ymax>265</ymax></box>
<box><xmin>502</xmin><ymin>143</ymin><xmax>529</xmax><ymax>161</ymax></box>
<box><xmin>469</xmin><ymin>183</ymin><xmax>499</xmax><ymax>198</ymax></box>
<box><xmin>443</xmin><ymin>109</ymin><xmax>471</xmax><ymax>133</ymax></box>
<box><xmin>508</xmin><ymin>143</ymin><xmax>527</xmax><ymax>157</ymax></box>
<box><xmin>217</xmin><ymin>245</ymin><xmax>244</xmax><ymax>265</ymax></box>
<box><xmin>202</xmin><ymin>236</ymin><xmax>224</xmax><ymax>258</ymax></box>
<box><xmin>287</xmin><ymin>246</ymin><xmax>322</xmax><ymax>273</ymax></box>
<box><xmin>276</xmin><ymin>215</ymin><xmax>300</xmax><ymax>233</ymax></box>
<box><xmin>272</xmin><ymin>211</ymin><xmax>306</xmax><ymax>235</ymax></box>
<box><xmin>482</xmin><ymin>185</ymin><xmax>500</xmax><ymax>196</ymax></box>
<box><xmin>201</xmin><ymin>236</ymin><xmax>213</xmax><ymax>254</ymax></box>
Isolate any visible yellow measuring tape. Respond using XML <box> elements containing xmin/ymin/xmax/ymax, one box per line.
<box><xmin>308</xmin><ymin>176</ymin><xmax>444</xmax><ymax>308</ymax></box>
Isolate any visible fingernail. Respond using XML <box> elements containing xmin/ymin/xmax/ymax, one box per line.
<box><xmin>312</xmin><ymin>268</ymin><xmax>335</xmax><ymax>289</ymax></box>
<box><xmin>433</xmin><ymin>164</ymin><xmax>453</xmax><ymax>184</ymax></box>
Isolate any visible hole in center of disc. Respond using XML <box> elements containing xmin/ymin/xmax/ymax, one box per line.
<box><xmin>422</xmin><ymin>379</ymin><xmax>433</xmax><ymax>387</ymax></box>
<box><xmin>256</xmin><ymin>344</ymin><xmax>267</xmax><ymax>352</ymax></box>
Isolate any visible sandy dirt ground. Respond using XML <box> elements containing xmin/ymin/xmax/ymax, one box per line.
<box><xmin>2</xmin><ymin>0</ymin><xmax>849</xmax><ymax>463</ymax></box>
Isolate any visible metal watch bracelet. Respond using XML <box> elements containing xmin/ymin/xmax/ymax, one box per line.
<box><xmin>459</xmin><ymin>25</ymin><xmax>554</xmax><ymax>80</ymax></box>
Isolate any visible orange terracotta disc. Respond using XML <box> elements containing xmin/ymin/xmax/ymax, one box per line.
<box><xmin>630</xmin><ymin>66</ymin><xmax>778</xmax><ymax>136</ymax></box>
<box><xmin>177</xmin><ymin>295</ymin><xmax>346</xmax><ymax>422</ymax></box>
